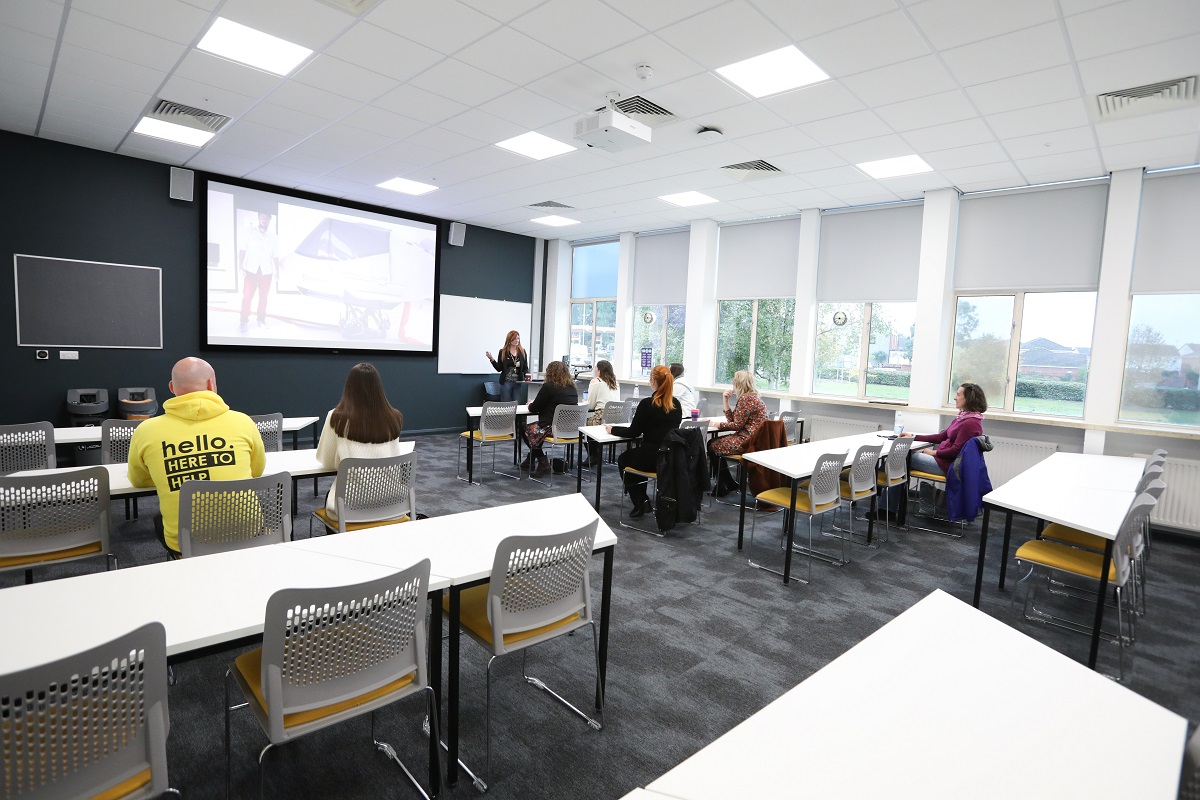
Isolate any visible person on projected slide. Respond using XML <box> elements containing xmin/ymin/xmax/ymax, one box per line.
<box><xmin>238</xmin><ymin>211</ymin><xmax>279</xmax><ymax>332</ymax></box>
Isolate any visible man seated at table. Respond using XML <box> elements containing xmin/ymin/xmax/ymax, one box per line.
<box><xmin>128</xmin><ymin>357</ymin><xmax>266</xmax><ymax>558</ymax></box>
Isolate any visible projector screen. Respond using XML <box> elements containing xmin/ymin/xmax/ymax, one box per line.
<box><xmin>203</xmin><ymin>179</ymin><xmax>439</xmax><ymax>354</ymax></box>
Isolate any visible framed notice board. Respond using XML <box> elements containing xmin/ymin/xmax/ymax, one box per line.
<box><xmin>14</xmin><ymin>254</ymin><xmax>163</xmax><ymax>349</ymax></box>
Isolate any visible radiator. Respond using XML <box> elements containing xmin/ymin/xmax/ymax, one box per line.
<box><xmin>985</xmin><ymin>436</ymin><xmax>1058</xmax><ymax>488</ymax></box>
<box><xmin>1134</xmin><ymin>454</ymin><xmax>1200</xmax><ymax>534</ymax></box>
<box><xmin>809</xmin><ymin>416</ymin><xmax>880</xmax><ymax>441</ymax></box>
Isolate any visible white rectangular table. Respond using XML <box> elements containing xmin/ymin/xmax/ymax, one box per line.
<box><xmin>647</xmin><ymin>590</ymin><xmax>1187</xmax><ymax>800</ymax></box>
<box><xmin>741</xmin><ymin>433</ymin><xmax>923</xmax><ymax>584</ymax></box>
<box><xmin>974</xmin><ymin>451</ymin><xmax>1143</xmax><ymax>669</ymax></box>
<box><xmin>463</xmin><ymin>404</ymin><xmax>531</xmax><ymax>484</ymax></box>
<box><xmin>288</xmin><ymin>493</ymin><xmax>617</xmax><ymax>787</ymax></box>
<box><xmin>577</xmin><ymin>424</ymin><xmax>635</xmax><ymax>509</ymax></box>
<box><xmin>53</xmin><ymin>416</ymin><xmax>321</xmax><ymax>449</ymax></box>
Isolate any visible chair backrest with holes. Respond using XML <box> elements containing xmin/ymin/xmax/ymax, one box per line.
<box><xmin>807</xmin><ymin>453</ymin><xmax>846</xmax><ymax>513</ymax></box>
<box><xmin>848</xmin><ymin>443</ymin><xmax>884</xmax><ymax>495</ymax></box>
<box><xmin>603</xmin><ymin>401</ymin><xmax>631</xmax><ymax>425</ymax></box>
<box><xmin>550</xmin><ymin>404</ymin><xmax>587</xmax><ymax>441</ymax></box>
<box><xmin>479</xmin><ymin>402</ymin><xmax>517</xmax><ymax>440</ymax></box>
<box><xmin>0</xmin><ymin>467</ymin><xmax>109</xmax><ymax>568</ymax></box>
<box><xmin>883</xmin><ymin>437</ymin><xmax>913</xmax><ymax>483</ymax></box>
<box><xmin>0</xmin><ymin>421</ymin><xmax>55</xmax><ymax>475</ymax></box>
<box><xmin>335</xmin><ymin>453</ymin><xmax>416</xmax><ymax>528</ymax></box>
<box><xmin>178</xmin><ymin>472</ymin><xmax>292</xmax><ymax>558</ymax></box>
<box><xmin>101</xmin><ymin>419</ymin><xmax>141</xmax><ymax>464</ymax></box>
<box><xmin>248</xmin><ymin>413</ymin><xmax>284</xmax><ymax>453</ymax></box>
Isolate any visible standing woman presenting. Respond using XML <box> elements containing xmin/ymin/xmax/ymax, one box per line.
<box><xmin>485</xmin><ymin>330</ymin><xmax>528</xmax><ymax>403</ymax></box>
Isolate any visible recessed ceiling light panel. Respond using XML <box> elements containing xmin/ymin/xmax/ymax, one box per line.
<box><xmin>378</xmin><ymin>177</ymin><xmax>438</xmax><ymax>195</ymax></box>
<box><xmin>133</xmin><ymin>117</ymin><xmax>214</xmax><ymax>147</ymax></box>
<box><xmin>531</xmin><ymin>215</ymin><xmax>580</xmax><ymax>227</ymax></box>
<box><xmin>856</xmin><ymin>155</ymin><xmax>935</xmax><ymax>179</ymax></box>
<box><xmin>659</xmin><ymin>191</ymin><xmax>717</xmax><ymax>207</ymax></box>
<box><xmin>715</xmin><ymin>46</ymin><xmax>828</xmax><ymax>99</ymax></box>
<box><xmin>495</xmin><ymin>132</ymin><xmax>576</xmax><ymax>160</ymax></box>
<box><xmin>198</xmin><ymin>18</ymin><xmax>312</xmax><ymax>76</ymax></box>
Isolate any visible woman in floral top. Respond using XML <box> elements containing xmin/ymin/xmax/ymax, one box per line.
<box><xmin>709</xmin><ymin>370</ymin><xmax>768</xmax><ymax>456</ymax></box>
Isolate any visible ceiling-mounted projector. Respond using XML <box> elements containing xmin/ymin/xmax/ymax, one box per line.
<box><xmin>573</xmin><ymin>108</ymin><xmax>651</xmax><ymax>152</ymax></box>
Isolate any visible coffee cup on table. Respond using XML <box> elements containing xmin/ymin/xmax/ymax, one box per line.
<box><xmin>690</xmin><ymin>409</ymin><xmax>700</xmax><ymax>421</ymax></box>
<box><xmin>526</xmin><ymin>373</ymin><xmax>532</xmax><ymax>381</ymax></box>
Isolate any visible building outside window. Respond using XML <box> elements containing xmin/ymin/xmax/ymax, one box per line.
<box><xmin>570</xmin><ymin>241</ymin><xmax>618</xmax><ymax>368</ymax></box>
<box><xmin>715</xmin><ymin>298</ymin><xmax>795</xmax><ymax>390</ymax></box>
<box><xmin>1119</xmin><ymin>294</ymin><xmax>1200</xmax><ymax>428</ymax></box>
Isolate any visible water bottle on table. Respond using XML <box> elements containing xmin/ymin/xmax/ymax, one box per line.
<box><xmin>893</xmin><ymin>412</ymin><xmax>903</xmax><ymax>437</ymax></box>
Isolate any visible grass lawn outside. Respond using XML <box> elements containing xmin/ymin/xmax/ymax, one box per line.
<box><xmin>813</xmin><ymin>379</ymin><xmax>911</xmax><ymax>401</ymax></box>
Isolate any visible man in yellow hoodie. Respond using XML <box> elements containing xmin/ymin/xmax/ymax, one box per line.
<box><xmin>128</xmin><ymin>357</ymin><xmax>266</xmax><ymax>556</ymax></box>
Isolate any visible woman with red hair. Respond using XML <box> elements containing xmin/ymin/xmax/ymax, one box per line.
<box><xmin>607</xmin><ymin>365</ymin><xmax>682</xmax><ymax>518</ymax></box>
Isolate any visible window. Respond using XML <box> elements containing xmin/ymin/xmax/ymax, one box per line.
<box><xmin>715</xmin><ymin>298</ymin><xmax>795</xmax><ymax>390</ymax></box>
<box><xmin>949</xmin><ymin>292</ymin><xmax>1096</xmax><ymax>416</ymax></box>
<box><xmin>571</xmin><ymin>241</ymin><xmax>618</xmax><ymax>367</ymax></box>
<box><xmin>1120</xmin><ymin>294</ymin><xmax>1200</xmax><ymax>428</ymax></box>
<box><xmin>813</xmin><ymin>303</ymin><xmax>916</xmax><ymax>401</ymax></box>
<box><xmin>631</xmin><ymin>304</ymin><xmax>685</xmax><ymax>376</ymax></box>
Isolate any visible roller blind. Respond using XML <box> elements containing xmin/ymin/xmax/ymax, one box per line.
<box><xmin>817</xmin><ymin>203</ymin><xmax>923</xmax><ymax>302</ymax></box>
<box><xmin>954</xmin><ymin>183</ymin><xmax>1108</xmax><ymax>291</ymax></box>
<box><xmin>1132</xmin><ymin>171</ymin><xmax>1200</xmax><ymax>293</ymax></box>
<box><xmin>632</xmin><ymin>230</ymin><xmax>689</xmax><ymax>305</ymax></box>
<box><xmin>715</xmin><ymin>217</ymin><xmax>802</xmax><ymax>299</ymax></box>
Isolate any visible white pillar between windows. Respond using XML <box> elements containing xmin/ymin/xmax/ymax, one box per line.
<box><xmin>789</xmin><ymin>208</ymin><xmax>821</xmax><ymax>396</ymax></box>
<box><xmin>530</xmin><ymin>237</ymin><xmax>545</xmax><ymax>374</ymax></box>
<box><xmin>1086</xmin><ymin>168</ymin><xmax>1143</xmax><ymax>432</ymax></box>
<box><xmin>684</xmin><ymin>219</ymin><xmax>720</xmax><ymax>386</ymax></box>
<box><xmin>614</xmin><ymin>231</ymin><xmax>636</xmax><ymax>380</ymax></box>
<box><xmin>543</xmin><ymin>238</ymin><xmax>572</xmax><ymax>373</ymax></box>
<box><xmin>909</xmin><ymin>188</ymin><xmax>960</xmax><ymax>419</ymax></box>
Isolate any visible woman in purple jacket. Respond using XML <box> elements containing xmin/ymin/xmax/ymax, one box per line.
<box><xmin>902</xmin><ymin>382</ymin><xmax>988</xmax><ymax>474</ymax></box>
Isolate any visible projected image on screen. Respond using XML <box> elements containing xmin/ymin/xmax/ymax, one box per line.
<box><xmin>205</xmin><ymin>180</ymin><xmax>437</xmax><ymax>353</ymax></box>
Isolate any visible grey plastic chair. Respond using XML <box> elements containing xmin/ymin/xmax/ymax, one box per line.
<box><xmin>457</xmin><ymin>401</ymin><xmax>519</xmax><ymax>484</ymax></box>
<box><xmin>602</xmin><ymin>400</ymin><xmax>631</xmax><ymax>426</ymax></box>
<box><xmin>313</xmin><ymin>452</ymin><xmax>416</xmax><ymax>536</ymax></box>
<box><xmin>0</xmin><ymin>621</ymin><xmax>177</xmax><ymax>800</ymax></box>
<box><xmin>0</xmin><ymin>466</ymin><xmax>113</xmax><ymax>583</ymax></box>
<box><xmin>225</xmin><ymin>561</ymin><xmax>439</xmax><ymax>800</ymax></box>
<box><xmin>101</xmin><ymin>418</ymin><xmax>142</xmax><ymax>521</ymax></box>
<box><xmin>0</xmin><ymin>421</ymin><xmax>55</xmax><ymax>475</ymax></box>
<box><xmin>178</xmin><ymin>472</ymin><xmax>292</xmax><ymax>558</ymax></box>
<box><xmin>531</xmin><ymin>403</ymin><xmax>588</xmax><ymax>488</ymax></box>
<box><xmin>777</xmin><ymin>411</ymin><xmax>803</xmax><ymax>444</ymax></box>
<box><xmin>834</xmin><ymin>442</ymin><xmax>884</xmax><ymax>552</ymax></box>
<box><xmin>749</xmin><ymin>452</ymin><xmax>845</xmax><ymax>584</ymax></box>
<box><xmin>874</xmin><ymin>437</ymin><xmax>913</xmax><ymax>542</ymax></box>
<box><xmin>248</xmin><ymin>413</ymin><xmax>284</xmax><ymax>453</ymax></box>
<box><xmin>452</xmin><ymin>522</ymin><xmax>601</xmax><ymax>789</ymax></box>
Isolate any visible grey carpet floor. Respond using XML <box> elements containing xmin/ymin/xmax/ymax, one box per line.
<box><xmin>5</xmin><ymin>432</ymin><xmax>1199</xmax><ymax>799</ymax></box>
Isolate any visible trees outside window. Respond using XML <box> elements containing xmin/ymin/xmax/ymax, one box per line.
<box><xmin>1119</xmin><ymin>294</ymin><xmax>1200</xmax><ymax>428</ymax></box>
<box><xmin>814</xmin><ymin>303</ymin><xmax>916</xmax><ymax>400</ymax></box>
<box><xmin>631</xmin><ymin>304</ymin><xmax>686</xmax><ymax>375</ymax></box>
<box><xmin>715</xmin><ymin>299</ymin><xmax>795</xmax><ymax>390</ymax></box>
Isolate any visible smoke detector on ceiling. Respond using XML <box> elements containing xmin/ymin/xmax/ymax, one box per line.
<box><xmin>697</xmin><ymin>127</ymin><xmax>723</xmax><ymax>142</ymax></box>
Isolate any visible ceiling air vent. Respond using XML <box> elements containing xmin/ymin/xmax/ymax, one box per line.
<box><xmin>593</xmin><ymin>96</ymin><xmax>678</xmax><ymax>129</ymax></box>
<box><xmin>527</xmin><ymin>200</ymin><xmax>575</xmax><ymax>209</ymax></box>
<box><xmin>719</xmin><ymin>160</ymin><xmax>783</xmax><ymax>183</ymax></box>
<box><xmin>1093</xmin><ymin>76</ymin><xmax>1198</xmax><ymax>121</ymax></box>
<box><xmin>148</xmin><ymin>99</ymin><xmax>232</xmax><ymax>133</ymax></box>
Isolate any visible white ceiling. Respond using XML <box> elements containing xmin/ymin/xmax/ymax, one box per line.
<box><xmin>3</xmin><ymin>0</ymin><xmax>1199</xmax><ymax>240</ymax></box>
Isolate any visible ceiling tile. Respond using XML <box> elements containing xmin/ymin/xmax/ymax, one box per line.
<box><xmin>525</xmin><ymin>62</ymin><xmax>617</xmax><ymax>111</ymax></box>
<box><xmin>511</xmin><ymin>0</ymin><xmax>645</xmax><ymax>61</ymax></box>
<box><xmin>368</xmin><ymin>0</ymin><xmax>500</xmax><ymax>54</ymax></box>
<box><xmin>293</xmin><ymin>54</ymin><xmax>397</xmax><ymax>104</ymax></box>
<box><xmin>829</xmin><ymin>134</ymin><xmax>919</xmax><ymax>164</ymax></box>
<box><xmin>657</xmin><ymin>1</ymin><xmax>791</xmax><ymax>70</ymax></box>
<box><xmin>1065</xmin><ymin>0</ymin><xmax>1200</xmax><ymax>61</ymax></box>
<box><xmin>324</xmin><ymin>23</ymin><xmax>444</xmax><ymax>83</ymax></box>
<box><xmin>902</xmin><ymin>118</ymin><xmax>997</xmax><ymax>152</ymax></box>
<box><xmin>803</xmin><ymin>165</ymin><xmax>874</xmax><ymax>187</ymax></box>
<box><xmin>1000</xmin><ymin>126</ymin><xmax>1096</xmax><ymax>159</ymax></box>
<box><xmin>1094</xmin><ymin>106</ymin><xmax>1200</xmax><ymax>147</ymax></box>
<box><xmin>761</xmin><ymin>81</ymin><xmax>866</xmax><ymax>126</ymax></box>
<box><xmin>118</xmin><ymin>134</ymin><xmax>201</xmax><ymax>163</ymax></box>
<box><xmin>55</xmin><ymin>44</ymin><xmax>166</xmax><ymax>95</ymax></box>
<box><xmin>217</xmin><ymin>0</ymin><xmax>351</xmax><ymax>50</ymax></box>
<box><xmin>692</xmin><ymin>101</ymin><xmax>789</xmax><ymax>140</ymax></box>
<box><xmin>644</xmin><ymin>72</ymin><xmax>748</xmax><ymax>119</ymax></box>
<box><xmin>206</xmin><ymin>119</ymin><xmax>305</xmax><ymax>161</ymax></box>
<box><xmin>964</xmin><ymin>65</ymin><xmax>1082</xmax><ymax>115</ymax></box>
<box><xmin>182</xmin><ymin>151</ymin><xmax>263</xmax><ymax>176</ymax></box>
<box><xmin>874</xmin><ymin>90</ymin><xmax>978</xmax><ymax>132</ymax></box>
<box><xmin>70</xmin><ymin>0</ymin><xmax>209</xmax><ymax>44</ymax></box>
<box><xmin>1059</xmin><ymin>0</ymin><xmax>1125</xmax><ymax>13</ymax></box>
<box><xmin>39</xmin><ymin>114</ymin><xmax>126</xmax><ymax>148</ymax></box>
<box><xmin>43</xmin><ymin>94</ymin><xmax>138</xmax><ymax>131</ymax></box>
<box><xmin>754</xmin><ymin>0</ymin><xmax>899</xmax><ymax>41</ymax></box>
<box><xmin>799</xmin><ymin>110</ymin><xmax>894</xmax><ymax>146</ymax></box>
<box><xmin>733</xmin><ymin>127</ymin><xmax>822</xmax><ymax>157</ymax></box>
<box><xmin>158</xmin><ymin>73</ymin><xmax>258</xmax><ymax>118</ymax></box>
<box><xmin>373</xmin><ymin>84</ymin><xmax>468</xmax><ymax>126</ymax></box>
<box><xmin>52</xmin><ymin>71</ymin><xmax>153</xmax><ymax>115</ymax></box>
<box><xmin>941</xmin><ymin>23</ymin><xmax>1071</xmax><ymax>86</ymax></box>
<box><xmin>456</xmin><ymin>26</ymin><xmax>573</xmax><ymax>86</ymax></box>
<box><xmin>770</xmin><ymin>149</ymin><xmax>850</xmax><ymax>173</ymax></box>
<box><xmin>339</xmin><ymin>105</ymin><xmax>426</xmax><ymax>140</ymax></box>
<box><xmin>478</xmin><ymin>88</ymin><xmax>575</xmax><ymax>130</ymax></box>
<box><xmin>268</xmin><ymin>80</ymin><xmax>362</xmax><ymax>121</ymax></box>
<box><xmin>458</xmin><ymin>0</ymin><xmax>549</xmax><ymax>23</ymax></box>
<box><xmin>583</xmin><ymin>34</ymin><xmax>705</xmax><ymax>93</ymax></box>
<box><xmin>1075</xmin><ymin>32</ymin><xmax>1200</xmax><ymax>95</ymax></box>
<box><xmin>403</xmin><ymin>125</ymin><xmax>490</xmax><ymax>157</ymax></box>
<box><xmin>0</xmin><ymin>25</ymin><xmax>57</xmax><ymax>69</ymax></box>
<box><xmin>1013</xmin><ymin>147</ymin><xmax>1104</xmax><ymax>177</ymax></box>
<box><xmin>0</xmin><ymin>55</ymin><xmax>52</xmax><ymax>92</ymax></box>
<box><xmin>439</xmin><ymin>108</ymin><xmax>523</xmax><ymax>144</ymax></box>
<box><xmin>877</xmin><ymin>172</ymin><xmax>953</xmax><ymax>193</ymax></box>
<box><xmin>840</xmin><ymin>55</ymin><xmax>958</xmax><ymax>108</ymax></box>
<box><xmin>923</xmin><ymin>141</ymin><xmax>1011</xmax><ymax>170</ymax></box>
<box><xmin>1102</xmin><ymin>133</ymin><xmax>1200</xmax><ymax>171</ymax></box>
<box><xmin>598</xmin><ymin>0</ymin><xmax>727</xmax><ymax>31</ymax></box>
<box><xmin>62</xmin><ymin>9</ymin><xmax>187</xmax><ymax>71</ymax></box>
<box><xmin>409</xmin><ymin>58</ymin><xmax>516</xmax><ymax>107</ymax></box>
<box><xmin>985</xmin><ymin>97</ymin><xmax>1090</xmax><ymax>139</ymax></box>
<box><xmin>906</xmin><ymin>0</ymin><xmax>1059</xmax><ymax>50</ymax></box>
<box><xmin>239</xmin><ymin>102</ymin><xmax>328</xmax><ymax>138</ymax></box>
<box><xmin>800</xmin><ymin>11</ymin><xmax>930</xmax><ymax>77</ymax></box>
<box><xmin>173</xmin><ymin>50</ymin><xmax>281</xmax><ymax>100</ymax></box>
<box><xmin>6</xmin><ymin>0</ymin><xmax>66</xmax><ymax>38</ymax></box>
<box><xmin>941</xmin><ymin>161</ymin><xmax>1024</xmax><ymax>185</ymax></box>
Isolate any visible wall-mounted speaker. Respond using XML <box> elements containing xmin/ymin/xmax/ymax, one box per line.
<box><xmin>169</xmin><ymin>167</ymin><xmax>194</xmax><ymax>202</ymax></box>
<box><xmin>448</xmin><ymin>221</ymin><xmax>466</xmax><ymax>246</ymax></box>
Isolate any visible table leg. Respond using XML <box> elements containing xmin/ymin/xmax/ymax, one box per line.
<box><xmin>973</xmin><ymin>504</ymin><xmax>991</xmax><ymax>607</ymax></box>
<box><xmin>466</xmin><ymin>418</ymin><xmax>476</xmax><ymax>484</ymax></box>
<box><xmin>1088</xmin><ymin>540</ymin><xmax>1113</xmax><ymax>669</ymax></box>
<box><xmin>429</xmin><ymin>588</ymin><xmax>443</xmax><ymax>796</ymax></box>
<box><xmin>291</xmin><ymin>429</ymin><xmax>299</xmax><ymax>450</ymax></box>
<box><xmin>447</xmin><ymin>586</ymin><xmax>461</xmax><ymax>785</ymax></box>
<box><xmin>592</xmin><ymin>438</ymin><xmax>603</xmax><ymax>511</ymax></box>
<box><xmin>291</xmin><ymin>480</ymin><xmax>298</xmax><ymax>518</ymax></box>
<box><xmin>866</xmin><ymin>491</ymin><xmax>877</xmax><ymax>544</ymax></box>
<box><xmin>998</xmin><ymin>511</ymin><xmax>1014</xmax><ymax>591</ymax></box>
<box><xmin>576</xmin><ymin>436</ymin><xmax>584</xmax><ymax>495</ymax></box>
<box><xmin>596</xmin><ymin>545</ymin><xmax>613</xmax><ymax>708</ymax></box>
<box><xmin>737</xmin><ymin>458</ymin><xmax>748</xmax><ymax>549</ymax></box>
<box><xmin>783</xmin><ymin>478</ymin><xmax>799</xmax><ymax>584</ymax></box>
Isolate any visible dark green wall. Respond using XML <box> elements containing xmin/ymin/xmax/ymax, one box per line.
<box><xmin>0</xmin><ymin>131</ymin><xmax>535</xmax><ymax>437</ymax></box>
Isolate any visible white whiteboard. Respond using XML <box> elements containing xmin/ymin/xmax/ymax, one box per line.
<box><xmin>438</xmin><ymin>295</ymin><xmax>532</xmax><ymax>374</ymax></box>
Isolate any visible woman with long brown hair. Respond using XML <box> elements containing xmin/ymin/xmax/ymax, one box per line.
<box><xmin>524</xmin><ymin>359</ymin><xmax>578</xmax><ymax>477</ymax></box>
<box><xmin>485</xmin><ymin>330</ymin><xmax>529</xmax><ymax>403</ymax></box>
<box><xmin>584</xmin><ymin>359</ymin><xmax>620</xmax><ymax>466</ymax></box>
<box><xmin>315</xmin><ymin>363</ymin><xmax>404</xmax><ymax>520</ymax></box>
<box><xmin>608</xmin><ymin>365</ymin><xmax>682</xmax><ymax>517</ymax></box>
